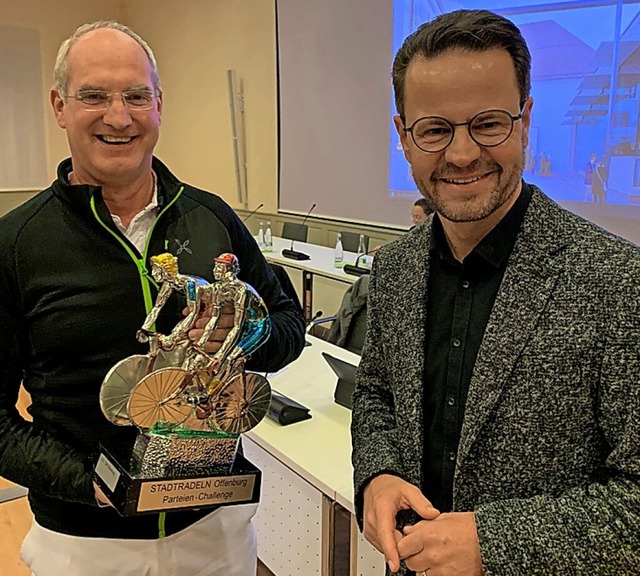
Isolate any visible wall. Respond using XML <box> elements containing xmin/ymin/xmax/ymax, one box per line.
<box><xmin>0</xmin><ymin>0</ymin><xmax>126</xmax><ymax>213</ymax></box>
<box><xmin>122</xmin><ymin>0</ymin><xmax>278</xmax><ymax>211</ymax></box>
<box><xmin>0</xmin><ymin>0</ymin><xmax>128</xmax><ymax>176</ymax></box>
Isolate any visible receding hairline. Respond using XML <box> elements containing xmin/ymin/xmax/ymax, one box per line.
<box><xmin>66</xmin><ymin>27</ymin><xmax>153</xmax><ymax>69</ymax></box>
<box><xmin>54</xmin><ymin>21</ymin><xmax>161</xmax><ymax>100</ymax></box>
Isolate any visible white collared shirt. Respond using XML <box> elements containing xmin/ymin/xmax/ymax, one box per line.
<box><xmin>111</xmin><ymin>174</ymin><xmax>159</xmax><ymax>255</ymax></box>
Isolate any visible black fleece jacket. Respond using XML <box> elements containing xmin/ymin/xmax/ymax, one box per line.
<box><xmin>0</xmin><ymin>157</ymin><xmax>305</xmax><ymax>538</ymax></box>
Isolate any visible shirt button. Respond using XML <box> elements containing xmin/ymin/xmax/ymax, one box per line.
<box><xmin>447</xmin><ymin>396</ymin><xmax>455</xmax><ymax>406</ymax></box>
<box><xmin>448</xmin><ymin>451</ymin><xmax>456</xmax><ymax>461</ymax></box>
<box><xmin>452</xmin><ymin>338</ymin><xmax>461</xmax><ymax>348</ymax></box>
<box><xmin>462</xmin><ymin>280</ymin><xmax>470</xmax><ymax>289</ymax></box>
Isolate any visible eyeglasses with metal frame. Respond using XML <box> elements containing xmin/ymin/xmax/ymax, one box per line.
<box><xmin>403</xmin><ymin>109</ymin><xmax>523</xmax><ymax>153</ymax></box>
<box><xmin>66</xmin><ymin>89</ymin><xmax>157</xmax><ymax>112</ymax></box>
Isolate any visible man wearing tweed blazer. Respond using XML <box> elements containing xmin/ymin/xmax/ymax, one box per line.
<box><xmin>351</xmin><ymin>9</ymin><xmax>640</xmax><ymax>576</ymax></box>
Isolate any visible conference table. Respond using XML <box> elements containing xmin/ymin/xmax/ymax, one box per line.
<box><xmin>245</xmin><ymin>335</ymin><xmax>385</xmax><ymax>576</ymax></box>
<box><xmin>261</xmin><ymin>237</ymin><xmax>369</xmax><ymax>322</ymax></box>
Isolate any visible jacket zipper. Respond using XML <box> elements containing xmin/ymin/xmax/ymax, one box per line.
<box><xmin>90</xmin><ymin>186</ymin><xmax>184</xmax><ymax>539</ymax></box>
<box><xmin>89</xmin><ymin>186</ymin><xmax>185</xmax><ymax>317</ymax></box>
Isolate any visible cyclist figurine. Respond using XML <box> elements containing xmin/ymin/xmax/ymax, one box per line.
<box><xmin>137</xmin><ymin>252</ymin><xmax>210</xmax><ymax>351</ymax></box>
<box><xmin>196</xmin><ymin>253</ymin><xmax>272</xmax><ymax>379</ymax></box>
<box><xmin>125</xmin><ymin>252</ymin><xmax>273</xmax><ymax>432</ymax></box>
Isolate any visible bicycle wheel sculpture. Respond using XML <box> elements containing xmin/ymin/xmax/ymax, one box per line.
<box><xmin>100</xmin><ymin>346</ymin><xmax>186</xmax><ymax>426</ymax></box>
<box><xmin>211</xmin><ymin>372</ymin><xmax>272</xmax><ymax>434</ymax></box>
<box><xmin>127</xmin><ymin>367</ymin><xmax>193</xmax><ymax>429</ymax></box>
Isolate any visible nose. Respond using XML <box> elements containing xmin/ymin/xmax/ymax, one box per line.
<box><xmin>102</xmin><ymin>94</ymin><xmax>133</xmax><ymax>129</ymax></box>
<box><xmin>444</xmin><ymin>125</ymin><xmax>481</xmax><ymax>167</ymax></box>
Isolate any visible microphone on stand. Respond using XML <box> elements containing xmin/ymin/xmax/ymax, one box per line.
<box><xmin>343</xmin><ymin>247</ymin><xmax>375</xmax><ymax>277</ymax></box>
<box><xmin>242</xmin><ymin>203</ymin><xmax>264</xmax><ymax>223</ymax></box>
<box><xmin>282</xmin><ymin>203</ymin><xmax>316</xmax><ymax>260</ymax></box>
<box><xmin>305</xmin><ymin>309</ymin><xmax>324</xmax><ymax>334</ymax></box>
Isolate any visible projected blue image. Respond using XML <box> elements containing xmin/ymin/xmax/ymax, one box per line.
<box><xmin>389</xmin><ymin>0</ymin><xmax>640</xmax><ymax>209</ymax></box>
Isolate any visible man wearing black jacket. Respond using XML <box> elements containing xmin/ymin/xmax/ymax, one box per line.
<box><xmin>0</xmin><ymin>21</ymin><xmax>305</xmax><ymax>576</ymax></box>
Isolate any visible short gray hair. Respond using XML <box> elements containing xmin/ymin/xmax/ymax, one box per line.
<box><xmin>53</xmin><ymin>20</ymin><xmax>161</xmax><ymax>100</ymax></box>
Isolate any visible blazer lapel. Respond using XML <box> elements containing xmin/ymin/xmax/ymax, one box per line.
<box><xmin>456</xmin><ymin>191</ymin><xmax>571</xmax><ymax>467</ymax></box>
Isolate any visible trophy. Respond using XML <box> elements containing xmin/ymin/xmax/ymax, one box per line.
<box><xmin>95</xmin><ymin>252</ymin><xmax>272</xmax><ymax>516</ymax></box>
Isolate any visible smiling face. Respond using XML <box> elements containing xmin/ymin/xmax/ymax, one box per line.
<box><xmin>50</xmin><ymin>28</ymin><xmax>162</xmax><ymax>187</ymax></box>
<box><xmin>394</xmin><ymin>48</ymin><xmax>532</xmax><ymax>228</ymax></box>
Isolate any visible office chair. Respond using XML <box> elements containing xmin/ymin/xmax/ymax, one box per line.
<box><xmin>339</xmin><ymin>231</ymin><xmax>369</xmax><ymax>254</ymax></box>
<box><xmin>308</xmin><ymin>275</ymin><xmax>369</xmax><ymax>355</ymax></box>
<box><xmin>281</xmin><ymin>222</ymin><xmax>309</xmax><ymax>243</ymax></box>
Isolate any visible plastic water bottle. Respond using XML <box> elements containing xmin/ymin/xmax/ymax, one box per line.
<box><xmin>264</xmin><ymin>221</ymin><xmax>273</xmax><ymax>252</ymax></box>
<box><xmin>257</xmin><ymin>221</ymin><xmax>265</xmax><ymax>250</ymax></box>
<box><xmin>357</xmin><ymin>234</ymin><xmax>366</xmax><ymax>256</ymax></box>
<box><xmin>334</xmin><ymin>233</ymin><xmax>344</xmax><ymax>267</ymax></box>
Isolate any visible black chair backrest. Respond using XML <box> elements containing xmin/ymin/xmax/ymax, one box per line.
<box><xmin>281</xmin><ymin>222</ymin><xmax>309</xmax><ymax>243</ymax></box>
<box><xmin>340</xmin><ymin>231</ymin><xmax>369</xmax><ymax>254</ymax></box>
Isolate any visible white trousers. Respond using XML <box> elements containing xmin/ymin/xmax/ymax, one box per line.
<box><xmin>21</xmin><ymin>503</ymin><xmax>258</xmax><ymax>576</ymax></box>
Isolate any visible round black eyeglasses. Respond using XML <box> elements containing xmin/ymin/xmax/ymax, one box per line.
<box><xmin>403</xmin><ymin>109</ymin><xmax>523</xmax><ymax>153</ymax></box>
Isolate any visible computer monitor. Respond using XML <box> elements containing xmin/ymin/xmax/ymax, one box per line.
<box><xmin>322</xmin><ymin>352</ymin><xmax>358</xmax><ymax>409</ymax></box>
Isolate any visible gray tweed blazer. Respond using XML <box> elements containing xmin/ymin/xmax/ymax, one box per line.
<box><xmin>351</xmin><ymin>185</ymin><xmax>640</xmax><ymax>575</ymax></box>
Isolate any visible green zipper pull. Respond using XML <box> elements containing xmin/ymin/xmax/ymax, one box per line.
<box><xmin>137</xmin><ymin>259</ymin><xmax>149</xmax><ymax>277</ymax></box>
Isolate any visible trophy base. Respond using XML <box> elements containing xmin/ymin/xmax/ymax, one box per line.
<box><xmin>94</xmin><ymin>432</ymin><xmax>261</xmax><ymax>516</ymax></box>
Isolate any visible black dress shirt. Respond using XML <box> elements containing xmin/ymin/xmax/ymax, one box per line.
<box><xmin>422</xmin><ymin>184</ymin><xmax>532</xmax><ymax>512</ymax></box>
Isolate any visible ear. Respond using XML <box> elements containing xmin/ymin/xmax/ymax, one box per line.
<box><xmin>155</xmin><ymin>89</ymin><xmax>163</xmax><ymax>124</ymax></box>
<box><xmin>393</xmin><ymin>114</ymin><xmax>412</xmax><ymax>163</ymax></box>
<box><xmin>50</xmin><ymin>86</ymin><xmax>67</xmax><ymax>128</ymax></box>
<box><xmin>520</xmin><ymin>96</ymin><xmax>534</xmax><ymax>150</ymax></box>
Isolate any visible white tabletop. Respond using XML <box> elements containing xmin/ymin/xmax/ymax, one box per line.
<box><xmin>246</xmin><ymin>335</ymin><xmax>358</xmax><ymax>510</ymax></box>
<box><xmin>261</xmin><ymin>237</ymin><xmax>364</xmax><ymax>284</ymax></box>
